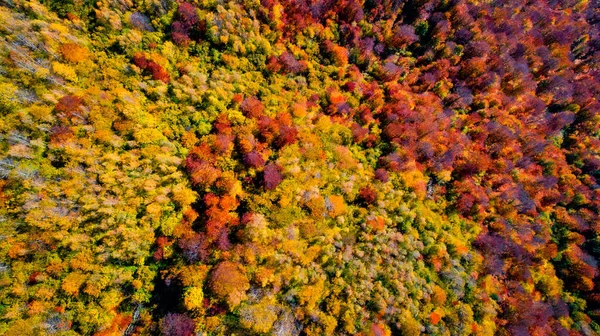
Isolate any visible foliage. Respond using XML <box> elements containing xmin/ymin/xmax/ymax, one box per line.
<box><xmin>0</xmin><ymin>0</ymin><xmax>598</xmax><ymax>334</ymax></box>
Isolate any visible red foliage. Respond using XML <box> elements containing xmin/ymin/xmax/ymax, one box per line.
<box><xmin>216</xmin><ymin>228</ymin><xmax>232</xmax><ymax>250</ymax></box>
<box><xmin>264</xmin><ymin>163</ymin><xmax>283</xmax><ymax>190</ymax></box>
<box><xmin>49</xmin><ymin>126</ymin><xmax>74</xmax><ymax>145</ymax></box>
<box><xmin>189</xmin><ymin>161</ymin><xmax>221</xmax><ymax>188</ymax></box>
<box><xmin>374</xmin><ymin>168</ymin><xmax>389</xmax><ymax>182</ymax></box>
<box><xmin>275</xmin><ymin>125</ymin><xmax>298</xmax><ymax>148</ymax></box>
<box><xmin>214</xmin><ymin>134</ymin><xmax>234</xmax><ymax>154</ymax></box>
<box><xmin>178</xmin><ymin>233</ymin><xmax>210</xmax><ymax>262</ymax></box>
<box><xmin>55</xmin><ymin>95</ymin><xmax>83</xmax><ymax>115</ymax></box>
<box><xmin>351</xmin><ymin>123</ymin><xmax>369</xmax><ymax>143</ymax></box>
<box><xmin>153</xmin><ymin>236</ymin><xmax>172</xmax><ymax>261</ymax></box>
<box><xmin>277</xmin><ymin>52</ymin><xmax>307</xmax><ymax>74</ymax></box>
<box><xmin>240</xmin><ymin>96</ymin><xmax>264</xmax><ymax>118</ymax></box>
<box><xmin>172</xmin><ymin>21</ymin><xmax>192</xmax><ymax>46</ymax></box>
<box><xmin>390</xmin><ymin>24</ymin><xmax>418</xmax><ymax>48</ymax></box>
<box><xmin>146</xmin><ymin>61</ymin><xmax>170</xmax><ymax>83</ymax></box>
<box><xmin>258</xmin><ymin>116</ymin><xmax>280</xmax><ymax>144</ymax></box>
<box><xmin>177</xmin><ymin>3</ymin><xmax>199</xmax><ymax>28</ymax></box>
<box><xmin>375</xmin><ymin>61</ymin><xmax>403</xmax><ymax>82</ymax></box>
<box><xmin>28</xmin><ymin>271</ymin><xmax>43</xmax><ymax>285</ymax></box>
<box><xmin>214</xmin><ymin>114</ymin><xmax>232</xmax><ymax>135</ymax></box>
<box><xmin>160</xmin><ymin>313</ymin><xmax>196</xmax><ymax>336</ymax></box>
<box><xmin>169</xmin><ymin>1</ymin><xmax>600</xmax><ymax>332</ymax></box>
<box><xmin>200</xmin><ymin>193</ymin><xmax>239</xmax><ymax>243</ymax></box>
<box><xmin>358</xmin><ymin>186</ymin><xmax>377</xmax><ymax>205</ymax></box>
<box><xmin>265</xmin><ymin>55</ymin><xmax>282</xmax><ymax>73</ymax></box>
<box><xmin>132</xmin><ymin>53</ymin><xmax>170</xmax><ymax>82</ymax></box>
<box><xmin>132</xmin><ymin>52</ymin><xmax>148</xmax><ymax>69</ymax></box>
<box><xmin>171</xmin><ymin>3</ymin><xmax>203</xmax><ymax>46</ymax></box>
<box><xmin>243</xmin><ymin>151</ymin><xmax>265</xmax><ymax>169</ymax></box>
<box><xmin>338</xmin><ymin>0</ymin><xmax>364</xmax><ymax>23</ymax></box>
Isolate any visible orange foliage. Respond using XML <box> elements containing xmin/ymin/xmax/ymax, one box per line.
<box><xmin>369</xmin><ymin>323</ymin><xmax>391</xmax><ymax>336</ymax></box>
<box><xmin>327</xmin><ymin>195</ymin><xmax>346</xmax><ymax>217</ymax></box>
<box><xmin>367</xmin><ymin>216</ymin><xmax>385</xmax><ymax>231</ymax></box>
<box><xmin>60</xmin><ymin>43</ymin><xmax>88</xmax><ymax>63</ymax></box>
<box><xmin>430</xmin><ymin>311</ymin><xmax>441</xmax><ymax>325</ymax></box>
<box><xmin>208</xmin><ymin>261</ymin><xmax>249</xmax><ymax>307</ymax></box>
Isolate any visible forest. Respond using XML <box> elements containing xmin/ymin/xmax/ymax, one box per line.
<box><xmin>0</xmin><ymin>0</ymin><xmax>598</xmax><ymax>335</ymax></box>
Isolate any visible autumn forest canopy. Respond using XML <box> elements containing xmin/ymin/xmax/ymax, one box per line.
<box><xmin>0</xmin><ymin>0</ymin><xmax>599</xmax><ymax>335</ymax></box>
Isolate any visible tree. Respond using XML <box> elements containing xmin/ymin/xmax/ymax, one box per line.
<box><xmin>208</xmin><ymin>261</ymin><xmax>250</xmax><ymax>308</ymax></box>
<box><xmin>160</xmin><ymin>313</ymin><xmax>196</xmax><ymax>336</ymax></box>
<box><xmin>59</xmin><ymin>43</ymin><xmax>88</xmax><ymax>63</ymax></box>
<box><xmin>240</xmin><ymin>96</ymin><xmax>265</xmax><ymax>118</ymax></box>
<box><xmin>358</xmin><ymin>186</ymin><xmax>377</xmax><ymax>205</ymax></box>
<box><xmin>239</xmin><ymin>298</ymin><xmax>280</xmax><ymax>333</ymax></box>
<box><xmin>264</xmin><ymin>163</ymin><xmax>283</xmax><ymax>190</ymax></box>
<box><xmin>243</xmin><ymin>151</ymin><xmax>265</xmax><ymax>168</ymax></box>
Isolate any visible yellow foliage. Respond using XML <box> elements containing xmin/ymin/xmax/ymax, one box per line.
<box><xmin>315</xmin><ymin>115</ymin><xmax>332</xmax><ymax>132</ymax></box>
<box><xmin>84</xmin><ymin>277</ymin><xmax>109</xmax><ymax>297</ymax></box>
<box><xmin>49</xmin><ymin>22</ymin><xmax>69</xmax><ymax>34</ymax></box>
<box><xmin>204</xmin><ymin>316</ymin><xmax>222</xmax><ymax>332</ymax></box>
<box><xmin>146</xmin><ymin>202</ymin><xmax>162</xmax><ymax>218</ymax></box>
<box><xmin>319</xmin><ymin>312</ymin><xmax>338</xmax><ymax>334</ymax></box>
<box><xmin>4</xmin><ymin>319</ymin><xmax>36</xmax><ymax>336</ymax></box>
<box><xmin>222</xmin><ymin>53</ymin><xmax>240</xmax><ymax>68</ymax></box>
<box><xmin>184</xmin><ymin>287</ymin><xmax>205</xmax><ymax>310</ymax></box>
<box><xmin>62</xmin><ymin>272</ymin><xmax>87</xmax><ymax>296</ymax></box>
<box><xmin>280</xmin><ymin>239</ymin><xmax>307</xmax><ymax>259</ymax></box>
<box><xmin>134</xmin><ymin>128</ymin><xmax>166</xmax><ymax>145</ymax></box>
<box><xmin>482</xmin><ymin>275</ymin><xmax>502</xmax><ymax>296</ymax></box>
<box><xmin>34</xmin><ymin>66</ymin><xmax>50</xmax><ymax>79</ymax></box>
<box><xmin>239</xmin><ymin>297</ymin><xmax>280</xmax><ymax>333</ymax></box>
<box><xmin>27</xmin><ymin>105</ymin><xmax>54</xmax><ymax>121</ymax></box>
<box><xmin>100</xmin><ymin>289</ymin><xmax>123</xmax><ymax>311</ymax></box>
<box><xmin>35</xmin><ymin>286</ymin><xmax>55</xmax><ymax>301</ymax></box>
<box><xmin>148</xmin><ymin>52</ymin><xmax>169</xmax><ymax>68</ymax></box>
<box><xmin>431</xmin><ymin>285</ymin><xmax>447</xmax><ymax>304</ymax></box>
<box><xmin>52</xmin><ymin>62</ymin><xmax>78</xmax><ymax>81</ymax></box>
<box><xmin>298</xmin><ymin>219</ymin><xmax>318</xmax><ymax>239</ymax></box>
<box><xmin>160</xmin><ymin>216</ymin><xmax>180</xmax><ymax>236</ymax></box>
<box><xmin>475</xmin><ymin>319</ymin><xmax>497</xmax><ymax>336</ymax></box>
<box><xmin>179</xmin><ymin>265</ymin><xmax>209</xmax><ymax>287</ymax></box>
<box><xmin>69</xmin><ymin>250</ymin><xmax>95</xmax><ymax>271</ymax></box>
<box><xmin>398</xmin><ymin>310</ymin><xmax>420</xmax><ymax>336</ymax></box>
<box><xmin>402</xmin><ymin>166</ymin><xmax>427</xmax><ymax>199</ymax></box>
<box><xmin>298</xmin><ymin>279</ymin><xmax>325</xmax><ymax>311</ymax></box>
<box><xmin>181</xmin><ymin>131</ymin><xmax>199</xmax><ymax>148</ymax></box>
<box><xmin>300</xmin><ymin>245</ymin><xmax>321</xmax><ymax>266</ymax></box>
<box><xmin>306</xmin><ymin>195</ymin><xmax>326</xmax><ymax>219</ymax></box>
<box><xmin>342</xmin><ymin>308</ymin><xmax>357</xmax><ymax>333</ymax></box>
<box><xmin>132</xmin><ymin>280</ymin><xmax>143</xmax><ymax>290</ymax></box>
<box><xmin>533</xmin><ymin>263</ymin><xmax>563</xmax><ymax>297</ymax></box>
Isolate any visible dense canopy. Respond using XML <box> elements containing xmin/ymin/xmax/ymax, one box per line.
<box><xmin>0</xmin><ymin>0</ymin><xmax>599</xmax><ymax>335</ymax></box>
